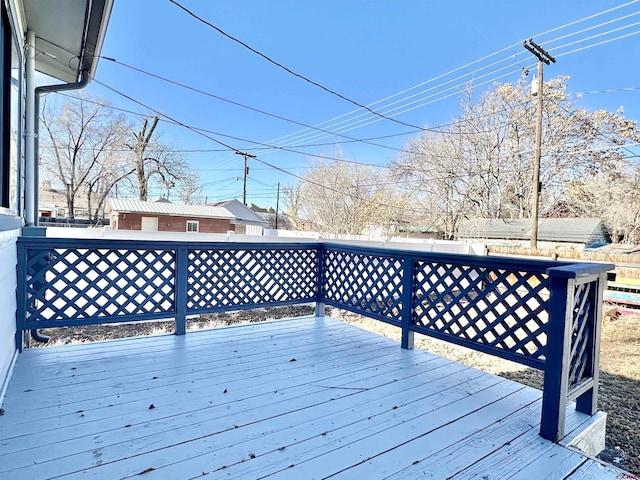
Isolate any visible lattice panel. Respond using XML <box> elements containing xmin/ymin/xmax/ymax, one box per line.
<box><xmin>322</xmin><ymin>250</ymin><xmax>403</xmax><ymax>323</ymax></box>
<box><xmin>568</xmin><ymin>281</ymin><xmax>595</xmax><ymax>388</ymax></box>
<box><xmin>412</xmin><ymin>261</ymin><xmax>550</xmax><ymax>362</ymax></box>
<box><xmin>25</xmin><ymin>248</ymin><xmax>175</xmax><ymax>324</ymax></box>
<box><xmin>187</xmin><ymin>248</ymin><xmax>318</xmax><ymax>310</ymax></box>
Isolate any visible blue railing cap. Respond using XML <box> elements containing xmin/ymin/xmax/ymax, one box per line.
<box><xmin>17</xmin><ymin>236</ymin><xmax>322</xmax><ymax>250</ymax></box>
<box><xmin>546</xmin><ymin>262</ymin><xmax>614</xmax><ymax>279</ymax></box>
<box><xmin>322</xmin><ymin>241</ymin><xmax>570</xmax><ymax>272</ymax></box>
<box><xmin>18</xmin><ymin>236</ymin><xmax>614</xmax><ymax>278</ymax></box>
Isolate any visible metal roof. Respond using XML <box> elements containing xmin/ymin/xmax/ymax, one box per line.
<box><xmin>106</xmin><ymin>199</ymin><xmax>234</xmax><ymax>219</ymax></box>
<box><xmin>23</xmin><ymin>0</ymin><xmax>114</xmax><ymax>82</ymax></box>
<box><xmin>213</xmin><ymin>200</ymin><xmax>268</xmax><ymax>226</ymax></box>
<box><xmin>458</xmin><ymin>218</ymin><xmax>609</xmax><ymax>244</ymax></box>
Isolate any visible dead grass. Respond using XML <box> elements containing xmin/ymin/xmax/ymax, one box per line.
<box><xmin>32</xmin><ymin>306</ymin><xmax>316</xmax><ymax>348</ymax></box>
<box><xmin>32</xmin><ymin>306</ymin><xmax>639</xmax><ymax>474</ymax></box>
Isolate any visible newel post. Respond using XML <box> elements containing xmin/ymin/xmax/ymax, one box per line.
<box><xmin>540</xmin><ymin>264</ymin><xmax>611</xmax><ymax>442</ymax></box>
<box><xmin>400</xmin><ymin>255</ymin><xmax>414</xmax><ymax>350</ymax></box>
<box><xmin>174</xmin><ymin>246</ymin><xmax>188</xmax><ymax>335</ymax></box>
<box><xmin>315</xmin><ymin>244</ymin><xmax>325</xmax><ymax>317</ymax></box>
<box><xmin>540</xmin><ymin>269</ymin><xmax>573</xmax><ymax>441</ymax></box>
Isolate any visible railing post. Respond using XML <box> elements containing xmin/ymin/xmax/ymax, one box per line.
<box><xmin>174</xmin><ymin>246</ymin><xmax>188</xmax><ymax>335</ymax></box>
<box><xmin>315</xmin><ymin>244</ymin><xmax>325</xmax><ymax>318</ymax></box>
<box><xmin>400</xmin><ymin>255</ymin><xmax>414</xmax><ymax>350</ymax></box>
<box><xmin>540</xmin><ymin>271</ymin><xmax>573</xmax><ymax>441</ymax></box>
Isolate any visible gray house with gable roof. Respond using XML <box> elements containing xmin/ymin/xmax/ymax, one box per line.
<box><xmin>457</xmin><ymin>218</ymin><xmax>610</xmax><ymax>248</ymax></box>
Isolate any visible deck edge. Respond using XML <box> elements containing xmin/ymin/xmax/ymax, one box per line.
<box><xmin>561</xmin><ymin>410</ymin><xmax>606</xmax><ymax>457</ymax></box>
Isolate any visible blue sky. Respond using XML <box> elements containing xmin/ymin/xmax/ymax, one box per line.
<box><xmin>78</xmin><ymin>0</ymin><xmax>640</xmax><ymax>207</ymax></box>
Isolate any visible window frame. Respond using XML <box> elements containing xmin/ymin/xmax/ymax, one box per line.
<box><xmin>0</xmin><ymin>4</ymin><xmax>22</xmax><ymax>215</ymax></box>
<box><xmin>186</xmin><ymin>220</ymin><xmax>199</xmax><ymax>233</ymax></box>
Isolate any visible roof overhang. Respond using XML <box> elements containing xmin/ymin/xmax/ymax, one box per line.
<box><xmin>23</xmin><ymin>0</ymin><xmax>114</xmax><ymax>83</ymax></box>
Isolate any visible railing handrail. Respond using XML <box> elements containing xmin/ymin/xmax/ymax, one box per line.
<box><xmin>17</xmin><ymin>236</ymin><xmax>322</xmax><ymax>250</ymax></box>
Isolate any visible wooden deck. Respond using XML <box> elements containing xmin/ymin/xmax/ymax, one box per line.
<box><xmin>0</xmin><ymin>316</ymin><xmax>623</xmax><ymax>479</ymax></box>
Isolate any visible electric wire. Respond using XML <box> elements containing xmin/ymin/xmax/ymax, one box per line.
<box><xmin>167</xmin><ymin>0</ymin><xmax>446</xmax><ymax>133</ymax></box>
<box><xmin>66</xmin><ymin>1</ymin><xmax>640</xmax><ymax>212</ymax></box>
<box><xmin>257</xmin><ymin>0</ymin><xmax>640</xmax><ymax>148</ymax></box>
<box><xmin>255</xmin><ymin>5</ymin><xmax>640</xmax><ymax>150</ymax></box>
<box><xmin>88</xmin><ymin>6</ymin><xmax>640</xmax><ymax>160</ymax></box>
<box><xmin>92</xmin><ymin>79</ymin><xmax>439</xmax><ymax>216</ymax></box>
<box><xmin>554</xmin><ymin>29</ymin><xmax>640</xmax><ymax>57</ymax></box>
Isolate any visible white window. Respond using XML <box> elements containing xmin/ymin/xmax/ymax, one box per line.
<box><xmin>141</xmin><ymin>216</ymin><xmax>158</xmax><ymax>231</ymax></box>
<box><xmin>186</xmin><ymin>220</ymin><xmax>199</xmax><ymax>232</ymax></box>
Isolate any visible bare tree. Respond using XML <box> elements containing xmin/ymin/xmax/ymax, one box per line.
<box><xmin>176</xmin><ymin>171</ymin><xmax>203</xmax><ymax>204</ymax></box>
<box><xmin>40</xmin><ymin>95</ymin><xmax>205</xmax><ymax>219</ymax></box>
<box><xmin>127</xmin><ymin>116</ymin><xmax>159</xmax><ymax>201</ymax></box>
<box><xmin>393</xmin><ymin>75</ymin><xmax>639</xmax><ymax>239</ymax></box>
<box><xmin>40</xmin><ymin>94</ymin><xmax>127</xmax><ymax>219</ymax></box>
<box><xmin>297</xmin><ymin>158</ymin><xmax>408</xmax><ymax>236</ymax></box>
<box><xmin>126</xmin><ymin>116</ymin><xmax>201</xmax><ymax>202</ymax></box>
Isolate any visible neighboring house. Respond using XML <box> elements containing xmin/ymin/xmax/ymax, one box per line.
<box><xmin>248</xmin><ymin>203</ymin><xmax>293</xmax><ymax>231</ymax></box>
<box><xmin>457</xmin><ymin>218</ymin><xmax>610</xmax><ymax>248</ymax></box>
<box><xmin>106</xmin><ymin>199</ymin><xmax>236</xmax><ymax>233</ymax></box>
<box><xmin>0</xmin><ymin>0</ymin><xmax>113</xmax><ymax>403</ymax></box>
<box><xmin>210</xmin><ymin>200</ymin><xmax>268</xmax><ymax>235</ymax></box>
<box><xmin>38</xmin><ymin>180</ymin><xmax>92</xmax><ymax>218</ymax></box>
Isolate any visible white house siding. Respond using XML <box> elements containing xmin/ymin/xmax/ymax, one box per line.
<box><xmin>0</xmin><ymin>229</ymin><xmax>19</xmax><ymax>404</ymax></box>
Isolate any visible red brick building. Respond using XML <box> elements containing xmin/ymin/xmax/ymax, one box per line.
<box><xmin>106</xmin><ymin>199</ymin><xmax>235</xmax><ymax>233</ymax></box>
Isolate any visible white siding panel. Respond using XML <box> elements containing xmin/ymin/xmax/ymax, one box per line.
<box><xmin>0</xmin><ymin>229</ymin><xmax>19</xmax><ymax>405</ymax></box>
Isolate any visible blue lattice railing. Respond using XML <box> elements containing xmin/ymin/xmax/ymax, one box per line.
<box><xmin>15</xmin><ymin>236</ymin><xmax>612</xmax><ymax>443</ymax></box>
<box><xmin>17</xmin><ymin>239</ymin><xmax>319</xmax><ymax>333</ymax></box>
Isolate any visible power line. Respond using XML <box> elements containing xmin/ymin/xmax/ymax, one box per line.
<box><xmin>92</xmin><ymin>81</ymin><xmax>395</xmax><ymax>169</ymax></box>
<box><xmin>257</xmin><ymin>1</ymin><xmax>640</xmax><ymax>149</ymax></box>
<box><xmin>550</xmin><ymin>19</ymin><xmax>640</xmax><ymax>53</ymax></box>
<box><xmin>97</xmin><ymin>56</ymin><xmax>548</xmax><ymax>166</ymax></box>
<box><xmin>554</xmin><ymin>28</ymin><xmax>640</xmax><ymax>57</ymax></box>
<box><xmin>53</xmin><ymin>91</ymin><xmax>420</xmax><ymax>151</ymax></box>
<box><xmin>92</xmin><ymin>79</ymin><xmax>440</xmax><ymax>216</ymax></box>
<box><xmin>89</xmin><ymin>8</ymin><xmax>640</xmax><ymax>159</ymax></box>
<box><xmin>52</xmin><ymin>80</ymin><xmax>639</xmax><ymax>178</ymax></box>
<box><xmin>99</xmin><ymin>56</ymin><xmax>423</xmax><ymax>154</ymax></box>
<box><xmin>254</xmin><ymin>5</ymin><xmax>640</xmax><ymax>150</ymax></box>
<box><xmin>168</xmin><ymin>0</ymin><xmax>441</xmax><ymax>133</ymax></box>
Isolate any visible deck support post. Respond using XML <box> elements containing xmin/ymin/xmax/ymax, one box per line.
<box><xmin>400</xmin><ymin>256</ymin><xmax>414</xmax><ymax>350</ymax></box>
<box><xmin>541</xmin><ymin>272</ymin><xmax>572</xmax><ymax>441</ymax></box>
<box><xmin>315</xmin><ymin>302</ymin><xmax>325</xmax><ymax>317</ymax></box>
<box><xmin>174</xmin><ymin>246</ymin><xmax>188</xmax><ymax>335</ymax></box>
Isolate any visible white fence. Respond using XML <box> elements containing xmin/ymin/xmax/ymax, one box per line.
<box><xmin>43</xmin><ymin>226</ymin><xmax>486</xmax><ymax>255</ymax></box>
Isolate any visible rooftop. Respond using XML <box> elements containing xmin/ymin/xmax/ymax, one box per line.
<box><xmin>106</xmin><ymin>199</ymin><xmax>234</xmax><ymax>219</ymax></box>
<box><xmin>458</xmin><ymin>218</ymin><xmax>608</xmax><ymax>244</ymax></box>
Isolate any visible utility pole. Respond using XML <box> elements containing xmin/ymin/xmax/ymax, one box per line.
<box><xmin>523</xmin><ymin>38</ymin><xmax>555</xmax><ymax>249</ymax></box>
<box><xmin>235</xmin><ymin>151</ymin><xmax>256</xmax><ymax>206</ymax></box>
<box><xmin>275</xmin><ymin>182</ymin><xmax>280</xmax><ymax>230</ymax></box>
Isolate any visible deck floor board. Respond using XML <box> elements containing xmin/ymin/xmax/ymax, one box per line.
<box><xmin>0</xmin><ymin>316</ymin><xmax>623</xmax><ymax>479</ymax></box>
